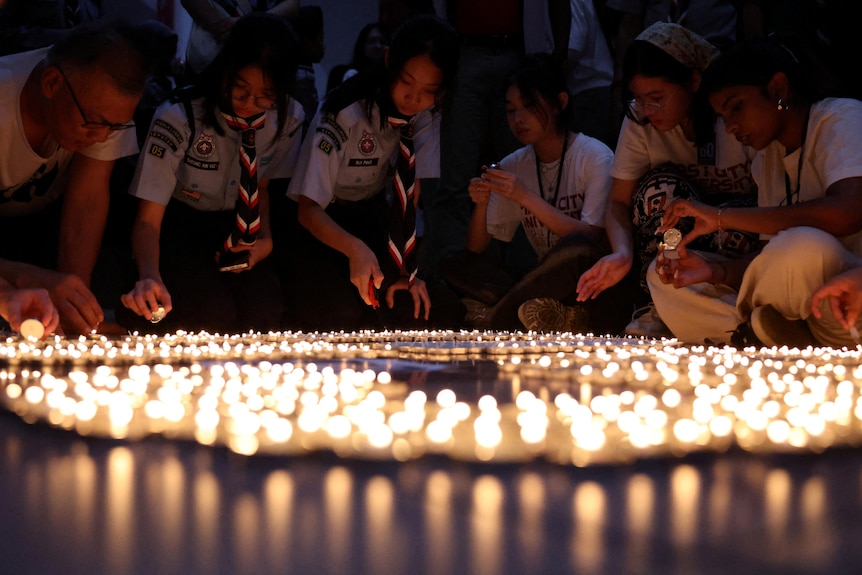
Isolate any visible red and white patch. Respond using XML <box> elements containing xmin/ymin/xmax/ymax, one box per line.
<box><xmin>195</xmin><ymin>134</ymin><xmax>215</xmax><ymax>157</ymax></box>
<box><xmin>358</xmin><ymin>130</ymin><xmax>376</xmax><ymax>156</ymax></box>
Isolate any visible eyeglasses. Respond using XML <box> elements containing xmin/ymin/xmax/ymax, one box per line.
<box><xmin>629</xmin><ymin>87</ymin><xmax>679</xmax><ymax>118</ymax></box>
<box><xmin>230</xmin><ymin>86</ymin><xmax>277</xmax><ymax>111</ymax></box>
<box><xmin>56</xmin><ymin>66</ymin><xmax>136</xmax><ymax>132</ymax></box>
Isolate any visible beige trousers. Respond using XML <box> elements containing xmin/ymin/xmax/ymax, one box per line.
<box><xmin>649</xmin><ymin>227</ymin><xmax>862</xmax><ymax>346</ymax></box>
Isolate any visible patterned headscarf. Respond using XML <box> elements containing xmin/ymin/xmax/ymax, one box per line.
<box><xmin>635</xmin><ymin>22</ymin><xmax>718</xmax><ymax>72</ymax></box>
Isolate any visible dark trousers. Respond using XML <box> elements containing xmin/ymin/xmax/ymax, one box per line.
<box><xmin>442</xmin><ymin>233</ymin><xmax>634</xmax><ymax>334</ymax></box>
<box><xmin>118</xmin><ymin>200</ymin><xmax>283</xmax><ymax>334</ymax></box>
<box><xmin>282</xmin><ymin>194</ymin><xmax>463</xmax><ymax>332</ymax></box>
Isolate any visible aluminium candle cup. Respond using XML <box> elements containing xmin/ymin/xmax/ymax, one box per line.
<box><xmin>150</xmin><ymin>306</ymin><xmax>166</xmax><ymax>323</ymax></box>
<box><xmin>19</xmin><ymin>318</ymin><xmax>45</xmax><ymax>340</ymax></box>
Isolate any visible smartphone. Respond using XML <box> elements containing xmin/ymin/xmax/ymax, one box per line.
<box><xmin>218</xmin><ymin>251</ymin><xmax>250</xmax><ymax>272</ymax></box>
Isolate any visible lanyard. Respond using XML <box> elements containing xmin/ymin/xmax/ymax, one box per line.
<box><xmin>535</xmin><ymin>132</ymin><xmax>569</xmax><ymax>209</ymax></box>
<box><xmin>784</xmin><ymin>107</ymin><xmax>811</xmax><ymax>206</ymax></box>
<box><xmin>535</xmin><ymin>132</ymin><xmax>569</xmax><ymax>247</ymax></box>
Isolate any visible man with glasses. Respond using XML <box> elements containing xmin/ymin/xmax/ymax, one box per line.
<box><xmin>0</xmin><ymin>20</ymin><xmax>153</xmax><ymax>335</ymax></box>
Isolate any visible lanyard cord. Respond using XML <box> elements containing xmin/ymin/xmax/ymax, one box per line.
<box><xmin>535</xmin><ymin>132</ymin><xmax>569</xmax><ymax>209</ymax></box>
<box><xmin>535</xmin><ymin>132</ymin><xmax>570</xmax><ymax>247</ymax></box>
<box><xmin>784</xmin><ymin>106</ymin><xmax>811</xmax><ymax>206</ymax></box>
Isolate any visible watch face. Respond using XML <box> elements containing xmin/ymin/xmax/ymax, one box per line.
<box><xmin>663</xmin><ymin>228</ymin><xmax>682</xmax><ymax>248</ymax></box>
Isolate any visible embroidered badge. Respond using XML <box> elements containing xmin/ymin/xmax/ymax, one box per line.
<box><xmin>315</xmin><ymin>127</ymin><xmax>342</xmax><ymax>150</ymax></box>
<box><xmin>194</xmin><ymin>133</ymin><xmax>215</xmax><ymax>157</ymax></box>
<box><xmin>180</xmin><ymin>188</ymin><xmax>202</xmax><ymax>201</ymax></box>
<box><xmin>149</xmin><ymin>130</ymin><xmax>177</xmax><ymax>151</ymax></box>
<box><xmin>148</xmin><ymin>144</ymin><xmax>165</xmax><ymax>158</ymax></box>
<box><xmin>319</xmin><ymin>139</ymin><xmax>333</xmax><ymax>154</ymax></box>
<box><xmin>154</xmin><ymin>119</ymin><xmax>183</xmax><ymax>144</ymax></box>
<box><xmin>358</xmin><ymin>130</ymin><xmax>376</xmax><ymax>156</ymax></box>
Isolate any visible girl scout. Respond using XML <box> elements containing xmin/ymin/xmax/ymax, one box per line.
<box><xmin>286</xmin><ymin>15</ymin><xmax>459</xmax><ymax>331</ymax></box>
<box><xmin>121</xmin><ymin>13</ymin><xmax>303</xmax><ymax>333</ymax></box>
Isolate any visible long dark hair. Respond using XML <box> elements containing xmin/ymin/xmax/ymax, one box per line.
<box><xmin>350</xmin><ymin>22</ymin><xmax>389</xmax><ymax>71</ymax></box>
<box><xmin>505</xmin><ymin>53</ymin><xmax>570</xmax><ymax>133</ymax></box>
<box><xmin>622</xmin><ymin>40</ymin><xmax>714</xmax><ymax>147</ymax></box>
<box><xmin>322</xmin><ymin>15</ymin><xmax>459</xmax><ymax>125</ymax></box>
<box><xmin>195</xmin><ymin>12</ymin><xmax>299</xmax><ymax>140</ymax></box>
<box><xmin>700</xmin><ymin>37</ymin><xmax>831</xmax><ymax>106</ymax></box>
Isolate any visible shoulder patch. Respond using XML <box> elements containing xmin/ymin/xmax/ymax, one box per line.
<box><xmin>149</xmin><ymin>130</ymin><xmax>178</xmax><ymax>151</ymax></box>
<box><xmin>321</xmin><ymin>116</ymin><xmax>348</xmax><ymax>142</ymax></box>
<box><xmin>318</xmin><ymin>139</ymin><xmax>333</xmax><ymax>154</ymax></box>
<box><xmin>154</xmin><ymin>119</ymin><xmax>184</xmax><ymax>144</ymax></box>
<box><xmin>148</xmin><ymin>143</ymin><xmax>166</xmax><ymax>158</ymax></box>
<box><xmin>315</xmin><ymin>127</ymin><xmax>342</xmax><ymax>150</ymax></box>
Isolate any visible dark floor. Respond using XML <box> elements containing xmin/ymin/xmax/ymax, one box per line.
<box><xmin>2</xmin><ymin>407</ymin><xmax>862</xmax><ymax>575</ymax></box>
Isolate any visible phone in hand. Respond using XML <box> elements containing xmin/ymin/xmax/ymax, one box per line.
<box><xmin>218</xmin><ymin>250</ymin><xmax>250</xmax><ymax>272</ymax></box>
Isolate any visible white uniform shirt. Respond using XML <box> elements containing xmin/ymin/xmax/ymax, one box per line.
<box><xmin>287</xmin><ymin>100</ymin><xmax>438</xmax><ymax>206</ymax></box>
<box><xmin>130</xmin><ymin>96</ymin><xmax>304</xmax><ymax>211</ymax></box>
<box><xmin>486</xmin><ymin>133</ymin><xmax>613</xmax><ymax>258</ymax></box>
<box><xmin>612</xmin><ymin>115</ymin><xmax>755</xmax><ymax>201</ymax></box>
<box><xmin>753</xmin><ymin>98</ymin><xmax>862</xmax><ymax>248</ymax></box>
<box><xmin>0</xmin><ymin>47</ymin><xmax>138</xmax><ymax>217</ymax></box>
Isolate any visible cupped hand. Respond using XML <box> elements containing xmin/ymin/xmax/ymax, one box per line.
<box><xmin>121</xmin><ymin>278</ymin><xmax>173</xmax><ymax>321</ymax></box>
<box><xmin>349</xmin><ymin>243</ymin><xmax>383</xmax><ymax>306</ymax></box>
<box><xmin>654</xmin><ymin>245</ymin><xmax>713</xmax><ymax>288</ymax></box>
<box><xmin>657</xmin><ymin>198</ymin><xmax>719</xmax><ymax>249</ymax></box>
<box><xmin>810</xmin><ymin>273</ymin><xmax>862</xmax><ymax>330</ymax></box>
<box><xmin>0</xmin><ymin>286</ymin><xmax>60</xmax><ymax>338</ymax></box>
<box><xmin>18</xmin><ymin>268</ymin><xmax>103</xmax><ymax>335</ymax></box>
<box><xmin>481</xmin><ymin>166</ymin><xmax>525</xmax><ymax>203</ymax></box>
<box><xmin>467</xmin><ymin>176</ymin><xmax>491</xmax><ymax>206</ymax></box>
<box><xmin>576</xmin><ymin>252</ymin><xmax>632</xmax><ymax>301</ymax></box>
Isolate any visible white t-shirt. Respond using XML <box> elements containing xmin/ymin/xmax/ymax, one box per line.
<box><xmin>288</xmin><ymin>100</ymin><xmax>439</xmax><ymax>206</ymax></box>
<box><xmin>524</xmin><ymin>0</ymin><xmax>613</xmax><ymax>95</ymax></box>
<box><xmin>130</xmin><ymin>96</ymin><xmax>304</xmax><ymax>211</ymax></box>
<box><xmin>612</xmin><ymin>115</ymin><xmax>755</xmax><ymax>202</ymax></box>
<box><xmin>753</xmin><ymin>97</ymin><xmax>862</xmax><ymax>248</ymax></box>
<box><xmin>486</xmin><ymin>132</ymin><xmax>613</xmax><ymax>258</ymax></box>
<box><xmin>0</xmin><ymin>47</ymin><xmax>138</xmax><ymax>217</ymax></box>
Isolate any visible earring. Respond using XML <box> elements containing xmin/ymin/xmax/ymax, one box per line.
<box><xmin>777</xmin><ymin>98</ymin><xmax>789</xmax><ymax>112</ymax></box>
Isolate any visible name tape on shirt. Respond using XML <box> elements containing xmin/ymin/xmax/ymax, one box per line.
<box><xmin>184</xmin><ymin>156</ymin><xmax>219</xmax><ymax>170</ymax></box>
<box><xmin>347</xmin><ymin>158</ymin><xmax>379</xmax><ymax>167</ymax></box>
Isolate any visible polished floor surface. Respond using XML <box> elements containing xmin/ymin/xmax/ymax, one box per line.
<box><xmin>3</xmin><ymin>407</ymin><xmax>862</xmax><ymax>575</ymax></box>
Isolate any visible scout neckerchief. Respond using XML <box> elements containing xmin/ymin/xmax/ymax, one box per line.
<box><xmin>221</xmin><ymin>111</ymin><xmax>266</xmax><ymax>253</ymax></box>
<box><xmin>385</xmin><ymin>115</ymin><xmax>418</xmax><ymax>287</ymax></box>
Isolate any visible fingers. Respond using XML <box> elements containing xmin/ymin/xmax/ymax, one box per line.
<box><xmin>413</xmin><ymin>283</ymin><xmax>431</xmax><ymax>320</ymax></box>
<box><xmin>385</xmin><ymin>283</ymin><xmax>397</xmax><ymax>310</ymax></box>
<box><xmin>655</xmin><ymin>258</ymin><xmax>674</xmax><ymax>285</ymax></box>
<box><xmin>827</xmin><ymin>294</ymin><xmax>849</xmax><ymax>328</ymax></box>
<box><xmin>121</xmin><ymin>281</ymin><xmax>172</xmax><ymax>320</ymax></box>
<box><xmin>809</xmin><ymin>288</ymin><xmax>829</xmax><ymax>319</ymax></box>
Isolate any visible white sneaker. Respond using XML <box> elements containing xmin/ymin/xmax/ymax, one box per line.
<box><xmin>625</xmin><ymin>303</ymin><xmax>673</xmax><ymax>339</ymax></box>
<box><xmin>517</xmin><ymin>298</ymin><xmax>589</xmax><ymax>333</ymax></box>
